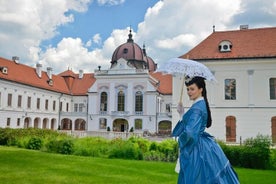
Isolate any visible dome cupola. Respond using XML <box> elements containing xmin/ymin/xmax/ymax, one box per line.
<box><xmin>111</xmin><ymin>29</ymin><xmax>156</xmax><ymax>71</ymax></box>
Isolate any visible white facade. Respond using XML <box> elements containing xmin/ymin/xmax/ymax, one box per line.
<box><xmin>88</xmin><ymin>58</ymin><xmax>172</xmax><ymax>134</ymax></box>
<box><xmin>0</xmin><ymin>79</ymin><xmax>64</xmax><ymax>129</ymax></box>
<box><xmin>0</xmin><ymin>58</ymin><xmax>172</xmax><ymax>136</ymax></box>
<box><xmin>172</xmin><ymin>58</ymin><xmax>276</xmax><ymax>142</ymax></box>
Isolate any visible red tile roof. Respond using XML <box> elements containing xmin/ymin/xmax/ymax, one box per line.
<box><xmin>0</xmin><ymin>57</ymin><xmax>95</xmax><ymax>95</ymax></box>
<box><xmin>1</xmin><ymin>57</ymin><xmax>169</xmax><ymax>96</ymax></box>
<box><xmin>150</xmin><ymin>71</ymin><xmax>172</xmax><ymax>95</ymax></box>
<box><xmin>180</xmin><ymin>27</ymin><xmax>276</xmax><ymax>60</ymax></box>
<box><xmin>58</xmin><ymin>70</ymin><xmax>96</xmax><ymax>95</ymax></box>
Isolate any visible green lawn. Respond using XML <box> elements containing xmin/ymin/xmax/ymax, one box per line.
<box><xmin>0</xmin><ymin>146</ymin><xmax>275</xmax><ymax>184</ymax></box>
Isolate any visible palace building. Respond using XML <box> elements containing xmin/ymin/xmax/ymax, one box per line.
<box><xmin>1</xmin><ymin>26</ymin><xmax>276</xmax><ymax>143</ymax></box>
<box><xmin>0</xmin><ymin>30</ymin><xmax>173</xmax><ymax>138</ymax></box>
<box><xmin>172</xmin><ymin>26</ymin><xmax>276</xmax><ymax>143</ymax></box>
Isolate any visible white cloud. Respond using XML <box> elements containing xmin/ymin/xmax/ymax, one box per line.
<box><xmin>38</xmin><ymin>28</ymin><xmax>131</xmax><ymax>73</ymax></box>
<box><xmin>155</xmin><ymin>34</ymin><xmax>197</xmax><ymax>50</ymax></box>
<box><xmin>92</xmin><ymin>34</ymin><xmax>102</xmax><ymax>45</ymax></box>
<box><xmin>135</xmin><ymin>0</ymin><xmax>241</xmax><ymax>64</ymax></box>
<box><xmin>40</xmin><ymin>37</ymin><xmax>109</xmax><ymax>73</ymax></box>
<box><xmin>0</xmin><ymin>0</ymin><xmax>91</xmax><ymax>65</ymax></box>
<box><xmin>97</xmin><ymin>0</ymin><xmax>125</xmax><ymax>6</ymax></box>
<box><xmin>1</xmin><ymin>0</ymin><xmax>276</xmax><ymax>74</ymax></box>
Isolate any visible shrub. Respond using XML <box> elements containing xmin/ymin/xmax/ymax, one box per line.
<box><xmin>129</xmin><ymin>127</ymin><xmax>134</xmax><ymax>132</ymax></box>
<box><xmin>46</xmin><ymin>138</ymin><xmax>74</xmax><ymax>154</ymax></box>
<box><xmin>27</xmin><ymin>137</ymin><xmax>43</xmax><ymax>150</ymax></box>
<box><xmin>157</xmin><ymin>139</ymin><xmax>178</xmax><ymax>162</ymax></box>
<box><xmin>270</xmin><ymin>149</ymin><xmax>276</xmax><ymax>169</ymax></box>
<box><xmin>221</xmin><ymin>134</ymin><xmax>273</xmax><ymax>169</ymax></box>
<box><xmin>144</xmin><ymin>151</ymin><xmax>164</xmax><ymax>161</ymax></box>
<box><xmin>108</xmin><ymin>140</ymin><xmax>142</xmax><ymax>160</ymax></box>
<box><xmin>149</xmin><ymin>142</ymin><xmax>158</xmax><ymax>151</ymax></box>
<box><xmin>73</xmin><ymin>137</ymin><xmax>110</xmax><ymax>157</ymax></box>
<box><xmin>243</xmin><ymin>134</ymin><xmax>271</xmax><ymax>169</ymax></box>
<box><xmin>58</xmin><ymin>139</ymin><xmax>74</xmax><ymax>154</ymax></box>
<box><xmin>128</xmin><ymin>136</ymin><xmax>150</xmax><ymax>153</ymax></box>
<box><xmin>0</xmin><ymin>128</ymin><xmax>16</xmax><ymax>146</ymax></box>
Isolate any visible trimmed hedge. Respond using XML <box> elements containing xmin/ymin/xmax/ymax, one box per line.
<box><xmin>219</xmin><ymin>134</ymin><xmax>273</xmax><ymax>169</ymax></box>
<box><xmin>1</xmin><ymin>128</ymin><xmax>275</xmax><ymax>170</ymax></box>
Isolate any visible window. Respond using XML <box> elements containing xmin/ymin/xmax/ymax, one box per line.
<box><xmin>134</xmin><ymin>119</ymin><xmax>142</xmax><ymax>130</ymax></box>
<box><xmin>8</xmin><ymin>93</ymin><xmax>12</xmax><ymax>106</ymax></box>
<box><xmin>37</xmin><ymin>98</ymin><xmax>40</xmax><ymax>109</ymax></box>
<box><xmin>66</xmin><ymin>102</ymin><xmax>69</xmax><ymax>112</ymax></box>
<box><xmin>166</xmin><ymin>104</ymin><xmax>171</xmax><ymax>112</ymax></box>
<box><xmin>269</xmin><ymin>78</ymin><xmax>276</xmax><ymax>99</ymax></box>
<box><xmin>100</xmin><ymin>92</ymin><xmax>108</xmax><ymax>111</ymax></box>
<box><xmin>59</xmin><ymin>102</ymin><xmax>63</xmax><ymax>111</ymax></box>
<box><xmin>135</xmin><ymin>91</ymin><xmax>143</xmax><ymax>112</ymax></box>
<box><xmin>75</xmin><ymin>119</ymin><xmax>85</xmax><ymax>130</ymax></box>
<box><xmin>226</xmin><ymin>116</ymin><xmax>236</xmax><ymax>142</ymax></box>
<box><xmin>27</xmin><ymin>96</ymin><xmax>31</xmax><ymax>108</ymax></box>
<box><xmin>7</xmin><ymin>118</ymin><xmax>11</xmax><ymax>127</ymax></box>
<box><xmin>53</xmin><ymin>100</ymin><xmax>56</xmax><ymax>111</ymax></box>
<box><xmin>74</xmin><ymin>103</ymin><xmax>78</xmax><ymax>112</ymax></box>
<box><xmin>17</xmin><ymin>118</ymin><xmax>20</xmax><ymax>126</ymax></box>
<box><xmin>225</xmin><ymin>79</ymin><xmax>236</xmax><ymax>100</ymax></box>
<box><xmin>45</xmin><ymin>99</ymin><xmax>48</xmax><ymax>110</ymax></box>
<box><xmin>17</xmin><ymin>95</ymin><xmax>22</xmax><ymax>108</ymax></box>
<box><xmin>99</xmin><ymin>118</ymin><xmax>107</xmax><ymax>129</ymax></box>
<box><xmin>117</xmin><ymin>90</ymin><xmax>125</xmax><ymax>111</ymax></box>
<box><xmin>79</xmin><ymin>103</ymin><xmax>85</xmax><ymax>112</ymax></box>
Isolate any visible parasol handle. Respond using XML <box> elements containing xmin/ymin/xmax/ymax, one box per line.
<box><xmin>179</xmin><ymin>76</ymin><xmax>185</xmax><ymax>104</ymax></box>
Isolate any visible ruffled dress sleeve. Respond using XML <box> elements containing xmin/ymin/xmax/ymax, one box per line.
<box><xmin>173</xmin><ymin>108</ymin><xmax>203</xmax><ymax>157</ymax></box>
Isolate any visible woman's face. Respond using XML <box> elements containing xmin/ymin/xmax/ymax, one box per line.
<box><xmin>186</xmin><ymin>83</ymin><xmax>203</xmax><ymax>101</ymax></box>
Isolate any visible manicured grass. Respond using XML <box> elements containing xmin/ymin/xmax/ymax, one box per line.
<box><xmin>0</xmin><ymin>146</ymin><xmax>276</xmax><ymax>184</ymax></box>
<box><xmin>0</xmin><ymin>146</ymin><xmax>177</xmax><ymax>184</ymax></box>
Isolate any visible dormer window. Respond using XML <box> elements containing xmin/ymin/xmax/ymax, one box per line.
<box><xmin>123</xmin><ymin>48</ymin><xmax>128</xmax><ymax>54</ymax></box>
<box><xmin>48</xmin><ymin>79</ymin><xmax>53</xmax><ymax>86</ymax></box>
<box><xmin>218</xmin><ymin>40</ymin><xmax>232</xmax><ymax>52</ymax></box>
<box><xmin>0</xmin><ymin>66</ymin><xmax>8</xmax><ymax>74</ymax></box>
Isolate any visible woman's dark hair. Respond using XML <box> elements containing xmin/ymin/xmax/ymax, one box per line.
<box><xmin>185</xmin><ymin>76</ymin><xmax>212</xmax><ymax>128</ymax></box>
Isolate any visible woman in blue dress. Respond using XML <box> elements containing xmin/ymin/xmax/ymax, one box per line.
<box><xmin>172</xmin><ymin>77</ymin><xmax>239</xmax><ymax>184</ymax></box>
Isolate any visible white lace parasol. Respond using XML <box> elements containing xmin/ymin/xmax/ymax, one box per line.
<box><xmin>157</xmin><ymin>58</ymin><xmax>216</xmax><ymax>82</ymax></box>
<box><xmin>156</xmin><ymin>58</ymin><xmax>216</xmax><ymax>103</ymax></box>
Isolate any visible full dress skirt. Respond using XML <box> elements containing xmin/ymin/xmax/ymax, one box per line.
<box><xmin>172</xmin><ymin>100</ymin><xmax>239</xmax><ymax>184</ymax></box>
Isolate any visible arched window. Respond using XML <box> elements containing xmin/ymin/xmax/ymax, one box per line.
<box><xmin>135</xmin><ymin>91</ymin><xmax>143</xmax><ymax>112</ymax></box>
<box><xmin>75</xmin><ymin>119</ymin><xmax>86</xmax><ymax>131</ymax></box>
<box><xmin>272</xmin><ymin>116</ymin><xmax>276</xmax><ymax>143</ymax></box>
<box><xmin>100</xmin><ymin>92</ymin><xmax>108</xmax><ymax>111</ymax></box>
<box><xmin>226</xmin><ymin>116</ymin><xmax>236</xmax><ymax>142</ymax></box>
<box><xmin>117</xmin><ymin>90</ymin><xmax>125</xmax><ymax>111</ymax></box>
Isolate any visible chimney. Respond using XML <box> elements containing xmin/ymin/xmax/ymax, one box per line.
<box><xmin>47</xmin><ymin>67</ymin><xmax>53</xmax><ymax>79</ymax></box>
<box><xmin>12</xmin><ymin>56</ymin><xmax>19</xmax><ymax>64</ymax></box>
<box><xmin>79</xmin><ymin>69</ymin><xmax>83</xmax><ymax>79</ymax></box>
<box><xmin>240</xmin><ymin>25</ymin><xmax>249</xmax><ymax>30</ymax></box>
<box><xmin>36</xmin><ymin>63</ymin><xmax>42</xmax><ymax>78</ymax></box>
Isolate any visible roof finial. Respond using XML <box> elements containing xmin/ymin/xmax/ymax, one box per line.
<box><xmin>143</xmin><ymin>42</ymin><xmax>147</xmax><ymax>55</ymax></box>
<box><xmin>213</xmin><ymin>25</ymin><xmax>215</xmax><ymax>32</ymax></box>
<box><xmin>127</xmin><ymin>26</ymin><xmax>133</xmax><ymax>43</ymax></box>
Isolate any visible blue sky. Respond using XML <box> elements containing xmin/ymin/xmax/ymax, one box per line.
<box><xmin>0</xmin><ymin>0</ymin><xmax>276</xmax><ymax>74</ymax></box>
<box><xmin>43</xmin><ymin>0</ymin><xmax>159</xmax><ymax>50</ymax></box>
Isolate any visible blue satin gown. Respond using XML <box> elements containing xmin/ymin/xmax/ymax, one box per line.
<box><xmin>172</xmin><ymin>99</ymin><xmax>239</xmax><ymax>184</ymax></box>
